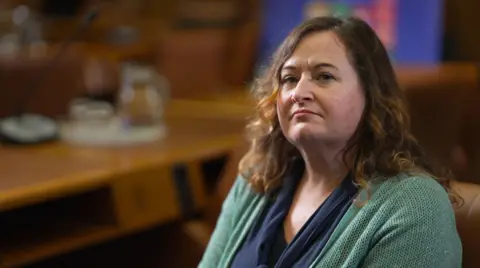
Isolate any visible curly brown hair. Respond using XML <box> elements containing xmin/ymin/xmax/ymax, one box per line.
<box><xmin>239</xmin><ymin>16</ymin><xmax>459</xmax><ymax>204</ymax></box>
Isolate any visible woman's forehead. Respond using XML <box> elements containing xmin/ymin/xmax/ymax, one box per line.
<box><xmin>283</xmin><ymin>31</ymin><xmax>349</xmax><ymax>71</ymax></box>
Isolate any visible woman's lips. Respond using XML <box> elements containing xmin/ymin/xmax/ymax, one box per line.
<box><xmin>291</xmin><ymin>108</ymin><xmax>321</xmax><ymax>118</ymax></box>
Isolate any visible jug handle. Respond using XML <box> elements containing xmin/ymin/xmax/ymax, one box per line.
<box><xmin>153</xmin><ymin>72</ymin><xmax>171</xmax><ymax>102</ymax></box>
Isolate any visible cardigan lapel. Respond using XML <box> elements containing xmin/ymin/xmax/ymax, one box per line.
<box><xmin>220</xmin><ymin>194</ymin><xmax>268</xmax><ymax>268</ymax></box>
<box><xmin>309</xmin><ymin>181</ymin><xmax>385</xmax><ymax>267</ymax></box>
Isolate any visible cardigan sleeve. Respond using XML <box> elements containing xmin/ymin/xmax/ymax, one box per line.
<box><xmin>360</xmin><ymin>177</ymin><xmax>462</xmax><ymax>268</ymax></box>
<box><xmin>198</xmin><ymin>175</ymin><xmax>246</xmax><ymax>268</ymax></box>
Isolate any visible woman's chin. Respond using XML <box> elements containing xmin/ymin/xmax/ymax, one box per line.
<box><xmin>288</xmin><ymin>126</ymin><xmax>326</xmax><ymax>144</ymax></box>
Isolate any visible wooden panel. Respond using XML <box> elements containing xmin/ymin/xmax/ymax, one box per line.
<box><xmin>444</xmin><ymin>0</ymin><xmax>480</xmax><ymax>61</ymax></box>
<box><xmin>111</xmin><ymin>165</ymin><xmax>179</xmax><ymax>229</ymax></box>
<box><xmin>157</xmin><ymin>29</ymin><xmax>229</xmax><ymax>98</ymax></box>
<box><xmin>396</xmin><ymin>63</ymin><xmax>478</xmax><ymax>89</ymax></box>
<box><xmin>0</xmin><ymin>188</ymin><xmax>119</xmax><ymax>267</ymax></box>
<box><xmin>1</xmin><ymin>226</ymin><xmax>118</xmax><ymax>267</ymax></box>
<box><xmin>140</xmin><ymin>0</ymin><xmax>177</xmax><ymax>19</ymax></box>
<box><xmin>225</xmin><ymin>0</ymin><xmax>260</xmax><ymax>86</ymax></box>
<box><xmin>0</xmin><ymin>47</ymin><xmax>85</xmax><ymax>118</ymax></box>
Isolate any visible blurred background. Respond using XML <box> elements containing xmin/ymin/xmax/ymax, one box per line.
<box><xmin>0</xmin><ymin>0</ymin><xmax>479</xmax><ymax>267</ymax></box>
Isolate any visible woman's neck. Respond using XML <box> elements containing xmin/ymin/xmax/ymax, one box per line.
<box><xmin>298</xmin><ymin>144</ymin><xmax>351</xmax><ymax>190</ymax></box>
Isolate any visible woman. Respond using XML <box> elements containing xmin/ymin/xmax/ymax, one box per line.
<box><xmin>200</xmin><ymin>16</ymin><xmax>462</xmax><ymax>268</ymax></box>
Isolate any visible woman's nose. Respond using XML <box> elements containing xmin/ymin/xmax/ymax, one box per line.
<box><xmin>291</xmin><ymin>76</ymin><xmax>314</xmax><ymax>103</ymax></box>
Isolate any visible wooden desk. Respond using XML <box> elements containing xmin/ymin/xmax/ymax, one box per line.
<box><xmin>0</xmin><ymin>109</ymin><xmax>246</xmax><ymax>267</ymax></box>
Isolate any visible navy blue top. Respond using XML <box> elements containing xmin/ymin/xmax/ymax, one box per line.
<box><xmin>231</xmin><ymin>159</ymin><xmax>358</xmax><ymax>268</ymax></box>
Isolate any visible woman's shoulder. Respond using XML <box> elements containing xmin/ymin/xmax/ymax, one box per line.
<box><xmin>342</xmin><ymin>175</ymin><xmax>462</xmax><ymax>268</ymax></box>
<box><xmin>375</xmin><ymin>173</ymin><xmax>449</xmax><ymax>199</ymax></box>
<box><xmin>366</xmin><ymin>173</ymin><xmax>454</xmax><ymax>216</ymax></box>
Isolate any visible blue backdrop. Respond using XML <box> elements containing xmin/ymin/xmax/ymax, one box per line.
<box><xmin>257</xmin><ymin>0</ymin><xmax>444</xmax><ymax>68</ymax></box>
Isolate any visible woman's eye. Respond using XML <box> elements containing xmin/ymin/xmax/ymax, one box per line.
<box><xmin>281</xmin><ymin>76</ymin><xmax>298</xmax><ymax>85</ymax></box>
<box><xmin>315</xmin><ymin>73</ymin><xmax>335</xmax><ymax>82</ymax></box>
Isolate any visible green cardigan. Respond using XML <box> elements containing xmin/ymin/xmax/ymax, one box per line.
<box><xmin>199</xmin><ymin>174</ymin><xmax>462</xmax><ymax>268</ymax></box>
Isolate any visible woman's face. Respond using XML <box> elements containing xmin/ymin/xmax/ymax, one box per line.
<box><xmin>276</xmin><ymin>31</ymin><xmax>365</xmax><ymax>148</ymax></box>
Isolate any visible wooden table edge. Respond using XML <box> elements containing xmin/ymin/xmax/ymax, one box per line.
<box><xmin>0</xmin><ymin>133</ymin><xmax>244</xmax><ymax>211</ymax></box>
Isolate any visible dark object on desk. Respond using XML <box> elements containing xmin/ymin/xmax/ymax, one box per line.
<box><xmin>106</xmin><ymin>26</ymin><xmax>139</xmax><ymax>45</ymax></box>
<box><xmin>0</xmin><ymin>115</ymin><xmax>59</xmax><ymax>145</ymax></box>
<box><xmin>0</xmin><ymin>8</ymin><xmax>99</xmax><ymax>145</ymax></box>
<box><xmin>82</xmin><ymin>89</ymin><xmax>117</xmax><ymax>107</ymax></box>
<box><xmin>174</xmin><ymin>0</ymin><xmax>243</xmax><ymax>29</ymax></box>
<box><xmin>41</xmin><ymin>0</ymin><xmax>84</xmax><ymax>18</ymax></box>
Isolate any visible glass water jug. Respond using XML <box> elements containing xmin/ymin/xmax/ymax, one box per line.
<box><xmin>117</xmin><ymin>63</ymin><xmax>170</xmax><ymax>129</ymax></box>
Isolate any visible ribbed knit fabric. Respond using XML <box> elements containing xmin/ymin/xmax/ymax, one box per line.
<box><xmin>199</xmin><ymin>174</ymin><xmax>462</xmax><ymax>268</ymax></box>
